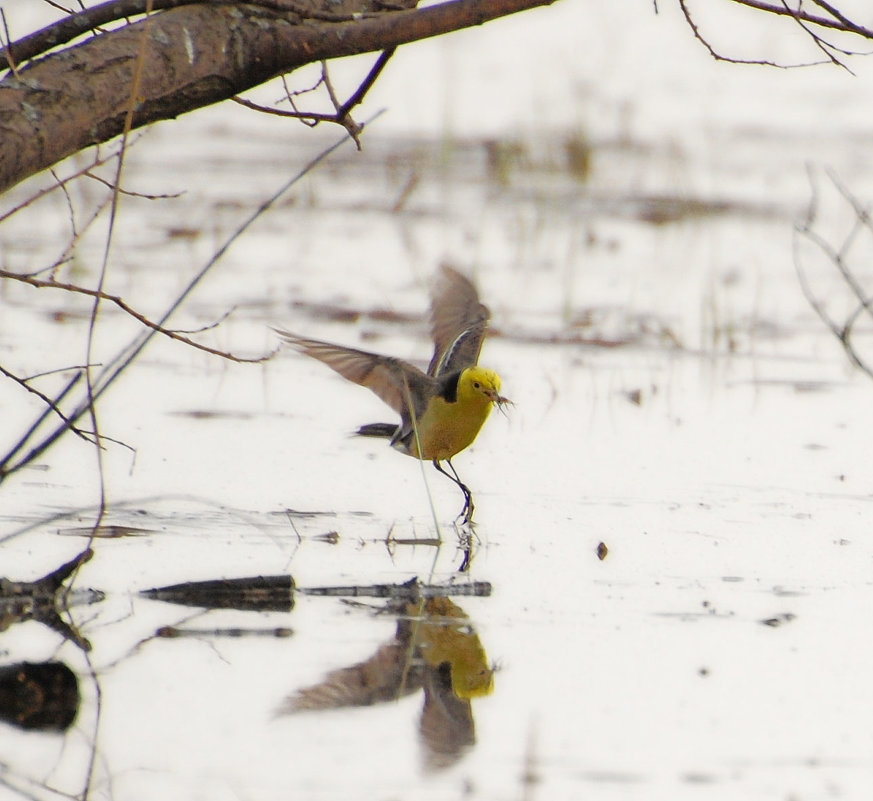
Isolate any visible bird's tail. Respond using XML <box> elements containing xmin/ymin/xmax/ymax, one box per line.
<box><xmin>354</xmin><ymin>422</ymin><xmax>398</xmax><ymax>439</ymax></box>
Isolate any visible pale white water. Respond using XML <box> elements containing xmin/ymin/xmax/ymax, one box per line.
<box><xmin>2</xmin><ymin>3</ymin><xmax>873</xmax><ymax>800</ymax></box>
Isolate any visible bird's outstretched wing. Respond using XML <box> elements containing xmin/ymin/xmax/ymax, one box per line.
<box><xmin>275</xmin><ymin>330</ymin><xmax>435</xmax><ymax>419</ymax></box>
<box><xmin>427</xmin><ymin>265</ymin><xmax>491</xmax><ymax>377</ymax></box>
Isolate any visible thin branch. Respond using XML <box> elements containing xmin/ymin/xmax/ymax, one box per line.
<box><xmin>49</xmin><ymin>195</ymin><xmax>114</xmax><ymax>281</ymax></box>
<box><xmin>825</xmin><ymin>166</ymin><xmax>873</xmax><ymax>235</ymax></box>
<box><xmin>231</xmin><ymin>95</ymin><xmax>340</xmax><ymax>121</ymax></box>
<box><xmin>729</xmin><ymin>0</ymin><xmax>873</xmax><ymax>38</ymax></box>
<box><xmin>681</xmin><ymin>0</ymin><xmax>873</xmax><ymax>69</ymax></box>
<box><xmin>0</xmin><ymin>145</ymin><xmax>116</xmax><ymax>225</ymax></box>
<box><xmin>778</xmin><ymin>0</ymin><xmax>851</xmax><ymax>72</ymax></box>
<box><xmin>0</xmin><ymin>369</ymin><xmax>85</xmax><ymax>478</ymax></box>
<box><xmin>810</xmin><ymin>0</ymin><xmax>869</xmax><ymax>35</ymax></box>
<box><xmin>50</xmin><ymin>166</ymin><xmax>79</xmax><ymax>244</ymax></box>
<box><xmin>794</xmin><ymin>167</ymin><xmax>873</xmax><ymax>379</ymax></box>
<box><xmin>0</xmin><ymin>269</ymin><xmax>274</xmax><ymax>363</ymax></box>
<box><xmin>678</xmin><ymin>0</ymin><xmax>827</xmax><ymax>68</ymax></box>
<box><xmin>0</xmin><ymin>8</ymin><xmax>18</xmax><ymax>77</ymax></box>
<box><xmin>232</xmin><ymin>47</ymin><xmax>394</xmax><ymax>147</ymax></box>
<box><xmin>0</xmin><ymin>363</ymin><xmax>93</xmax><ymax>442</ymax></box>
<box><xmin>0</xmin><ymin>110</ymin><xmax>383</xmax><ymax>483</ymax></box>
<box><xmin>338</xmin><ymin>47</ymin><xmax>395</xmax><ymax>119</ymax></box>
<box><xmin>82</xmin><ymin>170</ymin><xmax>183</xmax><ymax>200</ymax></box>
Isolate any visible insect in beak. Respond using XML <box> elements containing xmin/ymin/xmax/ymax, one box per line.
<box><xmin>491</xmin><ymin>392</ymin><xmax>512</xmax><ymax>416</ymax></box>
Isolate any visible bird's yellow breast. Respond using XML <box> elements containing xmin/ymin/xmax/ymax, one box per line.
<box><xmin>406</xmin><ymin>393</ymin><xmax>493</xmax><ymax>462</ymax></box>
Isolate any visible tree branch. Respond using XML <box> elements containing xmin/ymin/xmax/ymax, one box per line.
<box><xmin>1</xmin><ymin>0</ymin><xmax>402</xmax><ymax>69</ymax></box>
<box><xmin>0</xmin><ymin>0</ymin><xmax>557</xmax><ymax>195</ymax></box>
<box><xmin>794</xmin><ymin>168</ymin><xmax>873</xmax><ymax>380</ymax></box>
<box><xmin>0</xmin><ymin>362</ymin><xmax>93</xmax><ymax>444</ymax></box>
<box><xmin>0</xmin><ymin>269</ymin><xmax>274</xmax><ymax>362</ymax></box>
<box><xmin>680</xmin><ymin>0</ymin><xmax>873</xmax><ymax>70</ymax></box>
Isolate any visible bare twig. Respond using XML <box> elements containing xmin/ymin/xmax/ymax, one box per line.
<box><xmin>77</xmin><ymin>2</ymin><xmax>155</xmax><ymax>563</ymax></box>
<box><xmin>677</xmin><ymin>0</ymin><xmax>818</xmax><ymax>67</ymax></box>
<box><xmin>0</xmin><ymin>369</ymin><xmax>85</xmax><ymax>479</ymax></box>
<box><xmin>729</xmin><ymin>0</ymin><xmax>873</xmax><ymax>38</ymax></box>
<box><xmin>337</xmin><ymin>48</ymin><xmax>395</xmax><ymax>118</ymax></box>
<box><xmin>0</xmin><ymin>269</ymin><xmax>275</xmax><ymax>362</ymax></box>
<box><xmin>0</xmin><ymin>145</ymin><xmax>125</xmax><ymax>225</ymax></box>
<box><xmin>0</xmin><ymin>8</ymin><xmax>18</xmax><ymax>77</ymax></box>
<box><xmin>231</xmin><ymin>94</ymin><xmax>339</xmax><ymax>122</ymax></box>
<box><xmin>778</xmin><ymin>0</ymin><xmax>851</xmax><ymax>72</ymax></box>
<box><xmin>233</xmin><ymin>48</ymin><xmax>394</xmax><ymax>147</ymax></box>
<box><xmin>0</xmin><ymin>363</ymin><xmax>92</xmax><ymax>442</ymax></box>
<box><xmin>794</xmin><ymin>167</ymin><xmax>873</xmax><ymax>379</ymax></box>
<box><xmin>0</xmin><ymin>110</ymin><xmax>384</xmax><ymax>483</ymax></box>
<box><xmin>82</xmin><ymin>170</ymin><xmax>183</xmax><ymax>200</ymax></box>
<box><xmin>681</xmin><ymin>0</ymin><xmax>873</xmax><ymax>69</ymax></box>
<box><xmin>810</xmin><ymin>0</ymin><xmax>872</xmax><ymax>36</ymax></box>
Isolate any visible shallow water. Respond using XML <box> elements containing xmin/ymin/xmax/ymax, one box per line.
<box><xmin>3</xmin><ymin>3</ymin><xmax>873</xmax><ymax>800</ymax></box>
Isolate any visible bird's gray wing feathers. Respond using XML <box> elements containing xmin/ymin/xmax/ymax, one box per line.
<box><xmin>427</xmin><ymin>265</ymin><xmax>490</xmax><ymax>377</ymax></box>
<box><xmin>275</xmin><ymin>330</ymin><xmax>435</xmax><ymax>419</ymax></box>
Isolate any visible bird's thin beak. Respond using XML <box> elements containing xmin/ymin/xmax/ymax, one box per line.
<box><xmin>489</xmin><ymin>391</ymin><xmax>511</xmax><ymax>411</ymax></box>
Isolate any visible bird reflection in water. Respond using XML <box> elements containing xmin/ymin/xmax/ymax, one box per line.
<box><xmin>276</xmin><ymin>596</ymin><xmax>494</xmax><ymax>770</ymax></box>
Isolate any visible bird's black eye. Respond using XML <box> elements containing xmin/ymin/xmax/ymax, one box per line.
<box><xmin>473</xmin><ymin>381</ymin><xmax>480</xmax><ymax>389</ymax></box>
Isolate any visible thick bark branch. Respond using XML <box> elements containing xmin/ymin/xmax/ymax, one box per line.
<box><xmin>0</xmin><ymin>0</ymin><xmax>557</xmax><ymax>195</ymax></box>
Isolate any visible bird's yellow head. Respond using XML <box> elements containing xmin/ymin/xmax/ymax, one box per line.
<box><xmin>458</xmin><ymin>366</ymin><xmax>507</xmax><ymax>408</ymax></box>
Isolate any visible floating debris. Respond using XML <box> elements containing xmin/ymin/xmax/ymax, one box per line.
<box><xmin>141</xmin><ymin>575</ymin><xmax>295</xmax><ymax>612</ymax></box>
<box><xmin>760</xmin><ymin>613</ymin><xmax>796</xmax><ymax>628</ymax></box>
<box><xmin>156</xmin><ymin>625</ymin><xmax>293</xmax><ymax>639</ymax></box>
<box><xmin>57</xmin><ymin>524</ymin><xmax>154</xmax><ymax>538</ymax></box>
<box><xmin>0</xmin><ymin>549</ymin><xmax>99</xmax><ymax>650</ymax></box>
<box><xmin>140</xmin><ymin>574</ymin><xmax>491</xmax><ymax>611</ymax></box>
<box><xmin>596</xmin><ymin>542</ymin><xmax>609</xmax><ymax>561</ymax></box>
<box><xmin>298</xmin><ymin>577</ymin><xmax>492</xmax><ymax>600</ymax></box>
<box><xmin>169</xmin><ymin>410</ymin><xmax>255</xmax><ymax>420</ymax></box>
<box><xmin>0</xmin><ymin>661</ymin><xmax>80</xmax><ymax>731</ymax></box>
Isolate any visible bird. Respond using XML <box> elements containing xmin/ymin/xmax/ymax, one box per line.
<box><xmin>275</xmin><ymin>265</ymin><xmax>508</xmax><ymax>524</ymax></box>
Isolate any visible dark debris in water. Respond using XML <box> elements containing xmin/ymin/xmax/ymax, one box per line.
<box><xmin>170</xmin><ymin>409</ymin><xmax>255</xmax><ymax>420</ymax></box>
<box><xmin>156</xmin><ymin>625</ymin><xmax>294</xmax><ymax>639</ymax></box>
<box><xmin>141</xmin><ymin>574</ymin><xmax>295</xmax><ymax>612</ymax></box>
<box><xmin>631</xmin><ymin>194</ymin><xmax>782</xmax><ymax>226</ymax></box>
<box><xmin>0</xmin><ymin>549</ymin><xmax>97</xmax><ymax>651</ymax></box>
<box><xmin>760</xmin><ymin>613</ymin><xmax>796</xmax><ymax>628</ymax></box>
<box><xmin>277</xmin><ymin>507</ymin><xmax>373</xmax><ymax>519</ymax></box>
<box><xmin>141</xmin><ymin>574</ymin><xmax>491</xmax><ymax>612</ymax></box>
<box><xmin>0</xmin><ymin>661</ymin><xmax>80</xmax><ymax>732</ymax></box>
<box><xmin>57</xmin><ymin>524</ymin><xmax>155</xmax><ymax>538</ymax></box>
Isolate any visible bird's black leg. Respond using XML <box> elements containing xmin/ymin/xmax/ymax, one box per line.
<box><xmin>432</xmin><ymin>459</ymin><xmax>475</xmax><ymax>524</ymax></box>
<box><xmin>446</xmin><ymin>459</ymin><xmax>474</xmax><ymax>522</ymax></box>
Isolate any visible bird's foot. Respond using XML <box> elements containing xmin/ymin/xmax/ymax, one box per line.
<box><xmin>453</xmin><ymin>522</ymin><xmax>478</xmax><ymax>572</ymax></box>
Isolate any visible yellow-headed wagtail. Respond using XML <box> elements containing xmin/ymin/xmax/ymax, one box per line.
<box><xmin>276</xmin><ymin>266</ymin><xmax>508</xmax><ymax>523</ymax></box>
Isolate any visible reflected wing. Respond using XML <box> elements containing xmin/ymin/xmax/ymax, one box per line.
<box><xmin>276</xmin><ymin>641</ymin><xmax>420</xmax><ymax>714</ymax></box>
<box><xmin>427</xmin><ymin>265</ymin><xmax>491</xmax><ymax>377</ymax></box>
<box><xmin>275</xmin><ymin>330</ymin><xmax>435</xmax><ymax>418</ymax></box>
<box><xmin>420</xmin><ymin>663</ymin><xmax>475</xmax><ymax>771</ymax></box>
